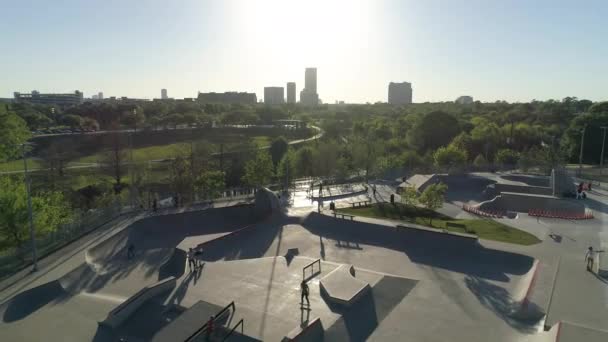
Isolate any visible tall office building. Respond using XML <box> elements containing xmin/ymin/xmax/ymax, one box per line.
<box><xmin>161</xmin><ymin>89</ymin><xmax>168</xmax><ymax>99</ymax></box>
<box><xmin>98</xmin><ymin>92</ymin><xmax>103</xmax><ymax>100</ymax></box>
<box><xmin>286</xmin><ymin>82</ymin><xmax>296</xmax><ymax>104</ymax></box>
<box><xmin>300</xmin><ymin>67</ymin><xmax>319</xmax><ymax>106</ymax></box>
<box><xmin>264</xmin><ymin>87</ymin><xmax>285</xmax><ymax>105</ymax></box>
<box><xmin>388</xmin><ymin>82</ymin><xmax>412</xmax><ymax>105</ymax></box>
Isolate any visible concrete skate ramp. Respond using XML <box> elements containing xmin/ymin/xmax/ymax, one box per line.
<box><xmin>2</xmin><ymin>280</ymin><xmax>67</xmax><ymax>322</ymax></box>
<box><xmin>558</xmin><ymin>321</ymin><xmax>608</xmax><ymax>342</ymax></box>
<box><xmin>500</xmin><ymin>174</ymin><xmax>550</xmax><ymax>187</ymax></box>
<box><xmin>478</xmin><ymin>192</ymin><xmax>585</xmax><ymax>214</ymax></box>
<box><xmin>486</xmin><ymin>183</ymin><xmax>552</xmax><ymax>199</ymax></box>
<box><xmin>302</xmin><ymin>213</ymin><xmax>534</xmax><ymax>282</ymax></box>
<box><xmin>320</xmin><ymin>265</ymin><xmax>371</xmax><ymax>306</ymax></box>
<box><xmin>440</xmin><ymin>174</ymin><xmax>496</xmax><ymax>202</ymax></box>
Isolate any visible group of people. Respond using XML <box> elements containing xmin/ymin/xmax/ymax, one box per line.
<box><xmin>187</xmin><ymin>247</ymin><xmax>203</xmax><ymax>272</ymax></box>
<box><xmin>576</xmin><ymin>182</ymin><xmax>593</xmax><ymax>199</ymax></box>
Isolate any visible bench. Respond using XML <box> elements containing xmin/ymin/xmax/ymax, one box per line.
<box><xmin>334</xmin><ymin>212</ymin><xmax>355</xmax><ymax>220</ymax></box>
<box><xmin>350</xmin><ymin>201</ymin><xmax>371</xmax><ymax>208</ymax></box>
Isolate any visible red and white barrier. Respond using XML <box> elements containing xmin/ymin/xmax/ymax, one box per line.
<box><xmin>528</xmin><ymin>209</ymin><xmax>594</xmax><ymax>220</ymax></box>
<box><xmin>462</xmin><ymin>204</ymin><xmax>505</xmax><ymax>219</ymax></box>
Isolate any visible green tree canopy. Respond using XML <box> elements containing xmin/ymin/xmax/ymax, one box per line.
<box><xmin>433</xmin><ymin>145</ymin><xmax>467</xmax><ymax>173</ymax></box>
<box><xmin>0</xmin><ymin>176</ymin><xmax>71</xmax><ymax>251</ymax></box>
<box><xmin>0</xmin><ymin>105</ymin><xmax>31</xmax><ymax>161</ymax></box>
<box><xmin>242</xmin><ymin>150</ymin><xmax>274</xmax><ymax>187</ymax></box>
<box><xmin>418</xmin><ymin>183</ymin><xmax>447</xmax><ymax>224</ymax></box>
<box><xmin>195</xmin><ymin>170</ymin><xmax>225</xmax><ymax>200</ymax></box>
<box><xmin>269</xmin><ymin>136</ymin><xmax>289</xmax><ymax>167</ymax></box>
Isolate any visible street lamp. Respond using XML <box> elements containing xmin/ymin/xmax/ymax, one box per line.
<box><xmin>600</xmin><ymin>126</ymin><xmax>608</xmax><ymax>175</ymax></box>
<box><xmin>578</xmin><ymin>125</ymin><xmax>587</xmax><ymax>176</ymax></box>
<box><xmin>20</xmin><ymin>143</ymin><xmax>37</xmax><ymax>272</ymax></box>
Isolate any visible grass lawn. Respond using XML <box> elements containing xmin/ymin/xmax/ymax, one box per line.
<box><xmin>339</xmin><ymin>203</ymin><xmax>541</xmax><ymax>246</ymax></box>
<box><xmin>0</xmin><ymin>158</ymin><xmax>42</xmax><ymax>172</ymax></box>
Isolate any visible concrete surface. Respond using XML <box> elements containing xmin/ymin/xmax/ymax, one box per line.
<box><xmin>2</xmin><ymin>173</ymin><xmax>608</xmax><ymax>342</ymax></box>
<box><xmin>319</xmin><ymin>264</ymin><xmax>373</xmax><ymax>306</ymax></box>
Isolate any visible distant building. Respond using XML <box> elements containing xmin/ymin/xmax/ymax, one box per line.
<box><xmin>161</xmin><ymin>89</ymin><xmax>168</xmax><ymax>100</ymax></box>
<box><xmin>388</xmin><ymin>82</ymin><xmax>412</xmax><ymax>105</ymax></box>
<box><xmin>264</xmin><ymin>87</ymin><xmax>284</xmax><ymax>105</ymax></box>
<box><xmin>92</xmin><ymin>94</ymin><xmax>99</xmax><ymax>100</ymax></box>
<box><xmin>98</xmin><ymin>92</ymin><xmax>103</xmax><ymax>100</ymax></box>
<box><xmin>300</xmin><ymin>67</ymin><xmax>319</xmax><ymax>106</ymax></box>
<box><xmin>455</xmin><ymin>95</ymin><xmax>473</xmax><ymax>104</ymax></box>
<box><xmin>14</xmin><ymin>90</ymin><xmax>84</xmax><ymax>107</ymax></box>
<box><xmin>286</xmin><ymin>82</ymin><xmax>296</xmax><ymax>104</ymax></box>
<box><xmin>197</xmin><ymin>92</ymin><xmax>257</xmax><ymax>104</ymax></box>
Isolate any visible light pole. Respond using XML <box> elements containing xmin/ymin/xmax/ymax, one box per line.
<box><xmin>578</xmin><ymin>125</ymin><xmax>587</xmax><ymax>176</ymax></box>
<box><xmin>21</xmin><ymin>143</ymin><xmax>37</xmax><ymax>271</ymax></box>
<box><xmin>600</xmin><ymin>127</ymin><xmax>608</xmax><ymax>175</ymax></box>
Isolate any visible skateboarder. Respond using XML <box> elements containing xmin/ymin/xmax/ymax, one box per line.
<box><xmin>187</xmin><ymin>248</ymin><xmax>196</xmax><ymax>272</ymax></box>
<box><xmin>127</xmin><ymin>243</ymin><xmax>135</xmax><ymax>259</ymax></box>
<box><xmin>586</xmin><ymin>246</ymin><xmax>596</xmax><ymax>271</ymax></box>
<box><xmin>301</xmin><ymin>280</ymin><xmax>310</xmax><ymax>306</ymax></box>
<box><xmin>206</xmin><ymin>315</ymin><xmax>214</xmax><ymax>341</ymax></box>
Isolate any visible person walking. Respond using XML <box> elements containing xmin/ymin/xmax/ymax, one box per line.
<box><xmin>127</xmin><ymin>243</ymin><xmax>135</xmax><ymax>260</ymax></box>
<box><xmin>586</xmin><ymin>246</ymin><xmax>596</xmax><ymax>272</ymax></box>
<box><xmin>187</xmin><ymin>248</ymin><xmax>196</xmax><ymax>272</ymax></box>
<box><xmin>301</xmin><ymin>280</ymin><xmax>310</xmax><ymax>306</ymax></box>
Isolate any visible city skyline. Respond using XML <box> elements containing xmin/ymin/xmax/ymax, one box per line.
<box><xmin>2</xmin><ymin>0</ymin><xmax>607</xmax><ymax>103</ymax></box>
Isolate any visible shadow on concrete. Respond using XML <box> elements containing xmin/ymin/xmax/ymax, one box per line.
<box><xmin>2</xmin><ymin>280</ymin><xmax>66</xmax><ymax>322</ymax></box>
<box><xmin>301</xmin><ymin>213</ymin><xmax>534</xmax><ymax>282</ymax></box>
<box><xmin>465</xmin><ymin>276</ymin><xmax>539</xmax><ymax>333</ymax></box>
<box><xmin>501</xmin><ymin>175</ymin><xmax>550</xmax><ymax>187</ymax></box>
<box><xmin>442</xmin><ymin>175</ymin><xmax>496</xmax><ymax>203</ymax></box>
<box><xmin>323</xmin><ymin>275</ymin><xmax>418</xmax><ymax>341</ymax></box>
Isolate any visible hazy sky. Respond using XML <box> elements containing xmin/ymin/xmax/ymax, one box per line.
<box><xmin>1</xmin><ymin>0</ymin><xmax>607</xmax><ymax>103</ymax></box>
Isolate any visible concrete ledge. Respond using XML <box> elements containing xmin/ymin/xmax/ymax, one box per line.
<box><xmin>320</xmin><ymin>265</ymin><xmax>371</xmax><ymax>306</ymax></box>
<box><xmin>101</xmin><ymin>276</ymin><xmax>176</xmax><ymax>328</ymax></box>
<box><xmin>395</xmin><ymin>223</ymin><xmax>478</xmax><ymax>241</ymax></box>
<box><xmin>282</xmin><ymin>317</ymin><xmax>324</xmax><ymax>342</ymax></box>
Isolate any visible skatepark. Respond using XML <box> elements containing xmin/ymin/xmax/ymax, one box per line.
<box><xmin>1</xmin><ymin>173</ymin><xmax>608</xmax><ymax>341</ymax></box>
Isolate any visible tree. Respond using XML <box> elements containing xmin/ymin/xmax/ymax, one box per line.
<box><xmin>195</xmin><ymin>170</ymin><xmax>225</xmax><ymax>200</ymax></box>
<box><xmin>407</xmin><ymin>111</ymin><xmax>461</xmax><ymax>152</ymax></box>
<box><xmin>0</xmin><ymin>175</ymin><xmax>71</xmax><ymax>254</ymax></box>
<box><xmin>295</xmin><ymin>146</ymin><xmax>315</xmax><ymax>178</ymax></box>
<box><xmin>495</xmin><ymin>149</ymin><xmax>520</xmax><ymax>170</ymax></box>
<box><xmin>401</xmin><ymin>186</ymin><xmax>418</xmax><ymax>207</ymax></box>
<box><xmin>473</xmin><ymin>154</ymin><xmax>489</xmax><ymax>170</ymax></box>
<box><xmin>81</xmin><ymin>117</ymin><xmax>100</xmax><ymax>131</ymax></box>
<box><xmin>60</xmin><ymin>114</ymin><xmax>83</xmax><ymax>129</ymax></box>
<box><xmin>169</xmin><ymin>155</ymin><xmax>193</xmax><ymax>203</ymax></box>
<box><xmin>0</xmin><ymin>105</ymin><xmax>30</xmax><ymax>161</ymax></box>
<box><xmin>242</xmin><ymin>150</ymin><xmax>274</xmax><ymax>187</ymax></box>
<box><xmin>269</xmin><ymin>136</ymin><xmax>289</xmax><ymax>167</ymax></box>
<box><xmin>433</xmin><ymin>145</ymin><xmax>467</xmax><ymax>173</ymax></box>
<box><xmin>277</xmin><ymin>149</ymin><xmax>296</xmax><ymax>189</ymax></box>
<box><xmin>418</xmin><ymin>183</ymin><xmax>447</xmax><ymax>224</ymax></box>
<box><xmin>99</xmin><ymin>132</ymin><xmax>128</xmax><ymax>194</ymax></box>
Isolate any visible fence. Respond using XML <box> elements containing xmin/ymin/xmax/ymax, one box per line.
<box><xmin>303</xmin><ymin>258</ymin><xmax>321</xmax><ymax>280</ymax></box>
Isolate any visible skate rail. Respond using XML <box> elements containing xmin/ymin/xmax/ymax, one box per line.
<box><xmin>185</xmin><ymin>301</ymin><xmax>235</xmax><ymax>341</ymax></box>
<box><xmin>222</xmin><ymin>318</ymin><xmax>244</xmax><ymax>341</ymax></box>
<box><xmin>303</xmin><ymin>258</ymin><xmax>321</xmax><ymax>280</ymax></box>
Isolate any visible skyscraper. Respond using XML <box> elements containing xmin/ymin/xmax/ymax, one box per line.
<box><xmin>305</xmin><ymin>68</ymin><xmax>316</xmax><ymax>93</ymax></box>
<box><xmin>388</xmin><ymin>82</ymin><xmax>412</xmax><ymax>105</ymax></box>
<box><xmin>286</xmin><ymin>82</ymin><xmax>296</xmax><ymax>104</ymax></box>
<box><xmin>98</xmin><ymin>92</ymin><xmax>103</xmax><ymax>100</ymax></box>
<box><xmin>300</xmin><ymin>67</ymin><xmax>319</xmax><ymax>106</ymax></box>
<box><xmin>161</xmin><ymin>88</ymin><xmax>168</xmax><ymax>99</ymax></box>
<box><xmin>264</xmin><ymin>87</ymin><xmax>284</xmax><ymax>105</ymax></box>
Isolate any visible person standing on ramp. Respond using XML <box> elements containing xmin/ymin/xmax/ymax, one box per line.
<box><xmin>301</xmin><ymin>280</ymin><xmax>310</xmax><ymax>306</ymax></box>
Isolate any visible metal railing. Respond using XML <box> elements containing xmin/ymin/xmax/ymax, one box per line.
<box><xmin>303</xmin><ymin>258</ymin><xmax>321</xmax><ymax>280</ymax></box>
<box><xmin>185</xmin><ymin>301</ymin><xmax>235</xmax><ymax>342</ymax></box>
<box><xmin>222</xmin><ymin>318</ymin><xmax>244</xmax><ymax>341</ymax></box>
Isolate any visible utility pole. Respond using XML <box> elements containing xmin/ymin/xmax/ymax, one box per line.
<box><xmin>21</xmin><ymin>144</ymin><xmax>37</xmax><ymax>271</ymax></box>
<box><xmin>578</xmin><ymin>125</ymin><xmax>587</xmax><ymax>176</ymax></box>
<box><xmin>601</xmin><ymin>127</ymin><xmax>608</xmax><ymax>175</ymax></box>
